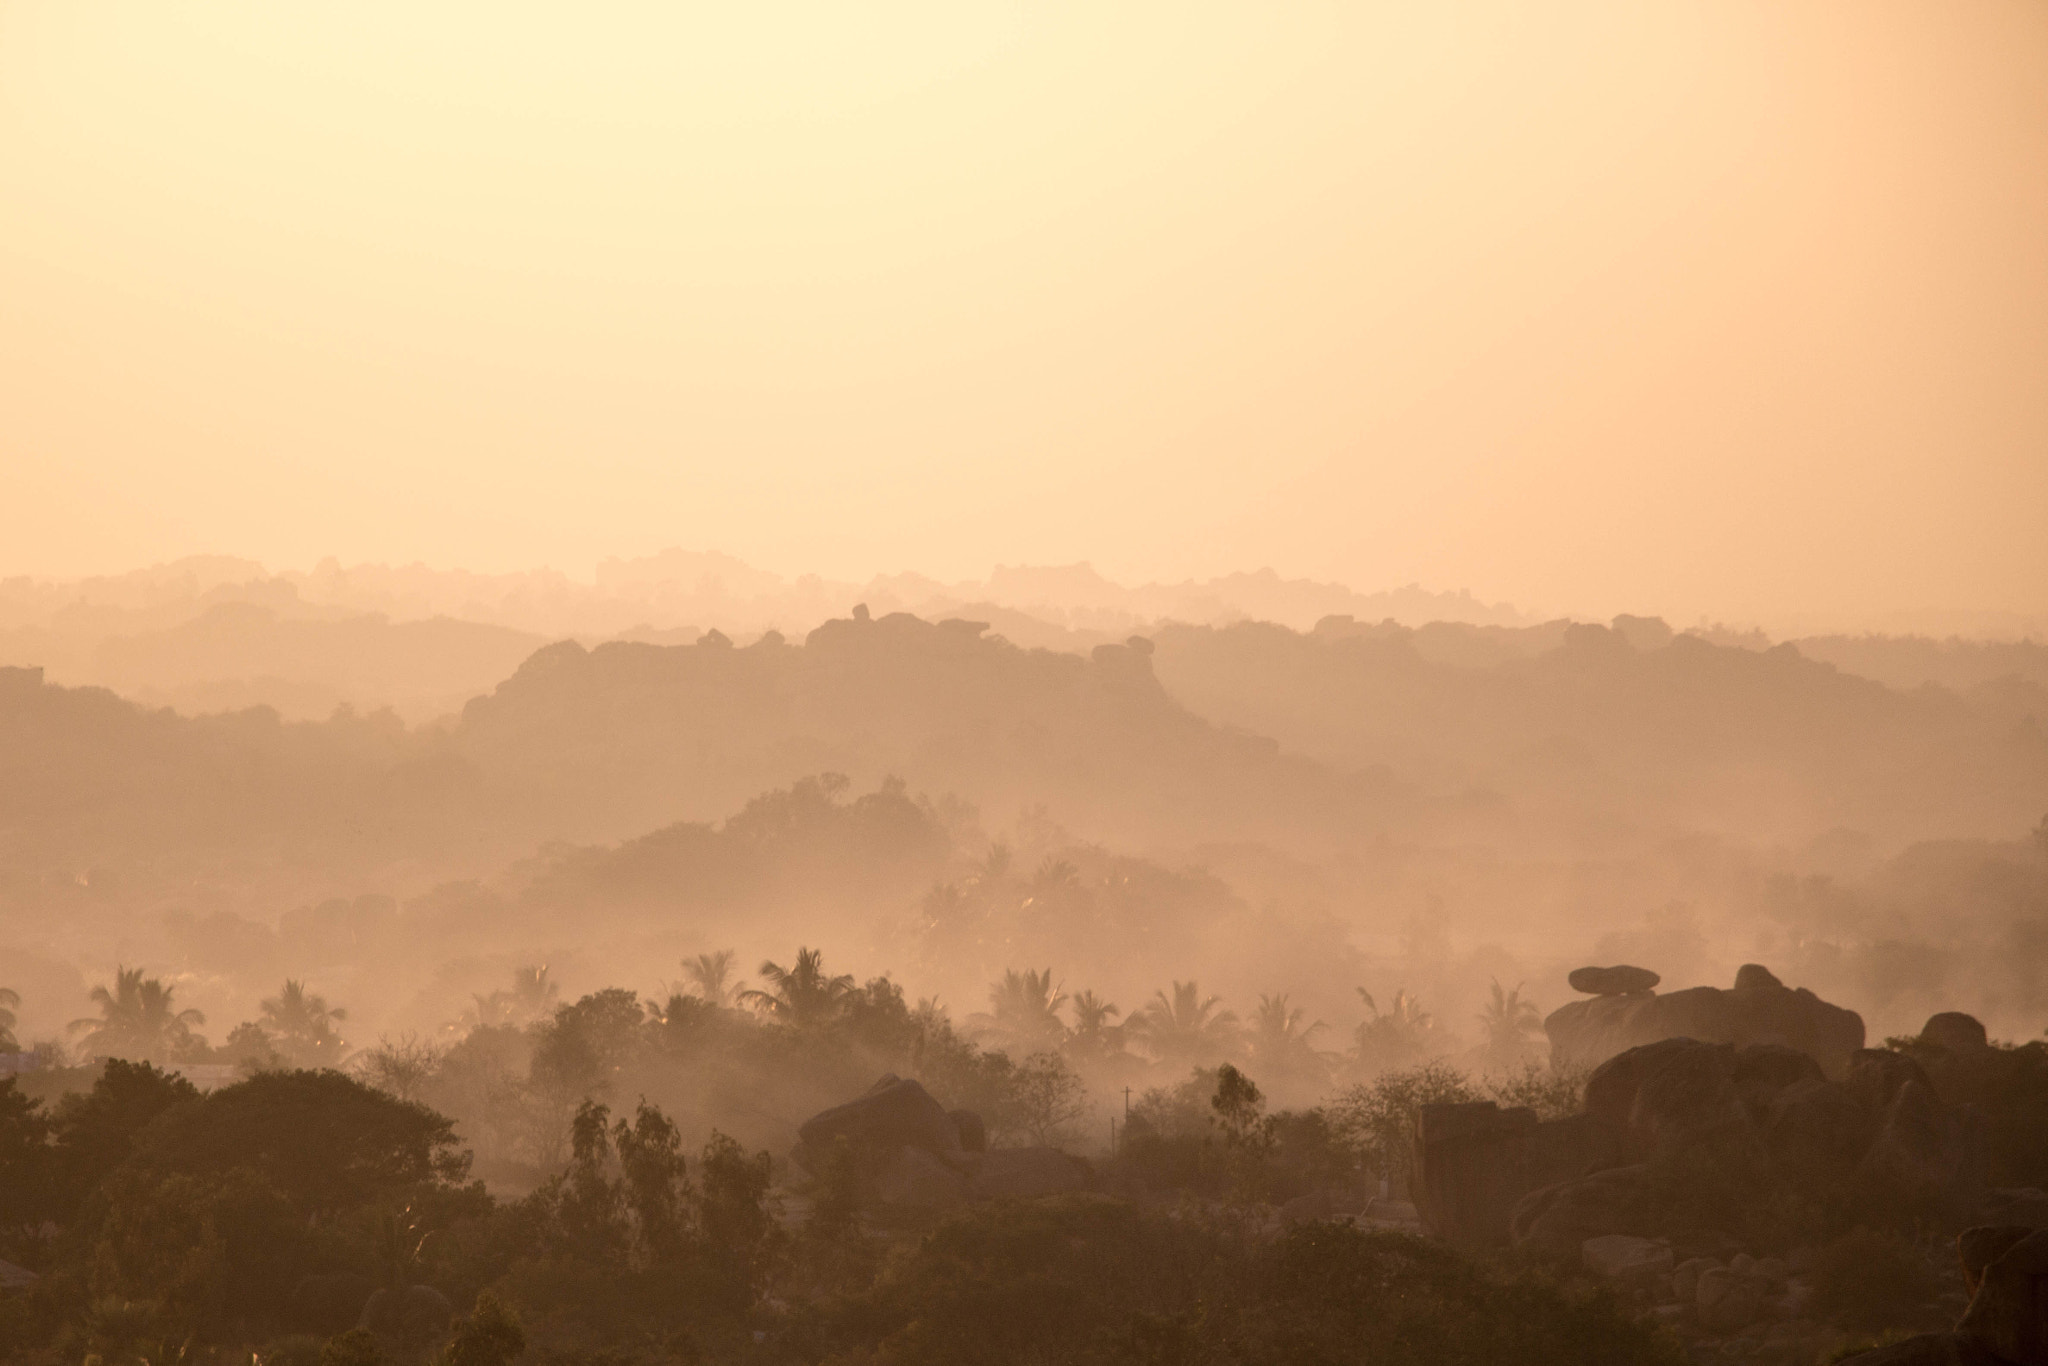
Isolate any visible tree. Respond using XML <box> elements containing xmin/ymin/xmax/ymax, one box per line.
<box><xmin>1248</xmin><ymin>992</ymin><xmax>1330</xmax><ymax>1087</ymax></box>
<box><xmin>1130</xmin><ymin>981</ymin><xmax>1239</xmax><ymax>1066</ymax></box>
<box><xmin>70</xmin><ymin>967</ymin><xmax>207</xmax><ymax>1064</ymax></box>
<box><xmin>260</xmin><ymin>979</ymin><xmax>350</xmax><ymax>1069</ymax></box>
<box><xmin>1475</xmin><ymin>980</ymin><xmax>1542</xmax><ymax>1070</ymax></box>
<box><xmin>0</xmin><ymin>986</ymin><xmax>18</xmax><ymax>1053</ymax></box>
<box><xmin>437</xmin><ymin>1293</ymin><xmax>524</xmax><ymax>1366</ymax></box>
<box><xmin>459</xmin><ymin>965</ymin><xmax>559</xmax><ymax>1032</ymax></box>
<box><xmin>355</xmin><ymin>1034</ymin><xmax>444</xmax><ymax>1103</ymax></box>
<box><xmin>1329</xmin><ymin>1061</ymin><xmax>1479</xmax><ymax>1191</ymax></box>
<box><xmin>1008</xmin><ymin>1051</ymin><xmax>1089</xmax><ymax>1145</ymax></box>
<box><xmin>680</xmin><ymin>949</ymin><xmax>740</xmax><ymax>1007</ymax></box>
<box><xmin>974</xmin><ymin>968</ymin><xmax>1069</xmax><ymax>1052</ymax></box>
<box><xmin>739</xmin><ymin>947</ymin><xmax>855</xmax><ymax>1029</ymax></box>
<box><xmin>1353</xmin><ymin>988</ymin><xmax>1440</xmax><ymax>1074</ymax></box>
<box><xmin>1065</xmin><ymin>989</ymin><xmax>1123</xmax><ymax>1061</ymax></box>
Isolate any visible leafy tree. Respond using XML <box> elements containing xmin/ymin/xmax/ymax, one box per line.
<box><xmin>1007</xmin><ymin>1051</ymin><xmax>1088</xmax><ymax>1145</ymax></box>
<box><xmin>50</xmin><ymin>1058</ymin><xmax>199</xmax><ymax>1213</ymax></box>
<box><xmin>355</xmin><ymin>1033</ymin><xmax>443</xmax><ymax>1103</ymax></box>
<box><xmin>1130</xmin><ymin>980</ymin><xmax>1239</xmax><ymax>1066</ymax></box>
<box><xmin>0</xmin><ymin>1077</ymin><xmax>53</xmax><ymax>1227</ymax></box>
<box><xmin>108</xmin><ymin>1068</ymin><xmax>468</xmax><ymax>1214</ymax></box>
<box><xmin>259</xmin><ymin>980</ymin><xmax>350</xmax><ymax>1069</ymax></box>
<box><xmin>70</xmin><ymin>967</ymin><xmax>207</xmax><ymax>1064</ymax></box>
<box><xmin>0</xmin><ymin>987</ymin><xmax>18</xmax><ymax>1053</ymax></box>
<box><xmin>319</xmin><ymin>1327</ymin><xmax>382</xmax><ymax>1366</ymax></box>
<box><xmin>695</xmin><ymin>1130</ymin><xmax>781</xmax><ymax>1309</ymax></box>
<box><xmin>740</xmin><ymin>947</ymin><xmax>855</xmax><ymax>1029</ymax></box>
<box><xmin>1329</xmin><ymin>1061</ymin><xmax>1479</xmax><ymax>1192</ymax></box>
<box><xmin>436</xmin><ymin>1292</ymin><xmax>524</xmax><ymax>1366</ymax></box>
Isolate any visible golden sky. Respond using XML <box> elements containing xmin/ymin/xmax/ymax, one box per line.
<box><xmin>3</xmin><ymin>1</ymin><xmax>2044</xmax><ymax>625</ymax></box>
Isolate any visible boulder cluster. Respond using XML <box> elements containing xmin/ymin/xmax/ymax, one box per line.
<box><xmin>1547</xmin><ymin>962</ymin><xmax>1867</xmax><ymax>1075</ymax></box>
<box><xmin>1417</xmin><ymin>965</ymin><xmax>2048</xmax><ymax>1363</ymax></box>
<box><xmin>791</xmin><ymin>1073</ymin><xmax>1090</xmax><ymax>1209</ymax></box>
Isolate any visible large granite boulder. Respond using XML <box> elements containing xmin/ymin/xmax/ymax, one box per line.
<box><xmin>1509</xmin><ymin>1165</ymin><xmax>1656</xmax><ymax>1254</ymax></box>
<box><xmin>1583</xmin><ymin>1037</ymin><xmax>1764</xmax><ymax>1165</ymax></box>
<box><xmin>1568</xmin><ymin>965</ymin><xmax>1661</xmax><ymax>996</ymax></box>
<box><xmin>1859</xmin><ymin>1077</ymin><xmax>1988</xmax><ymax>1224</ymax></box>
<box><xmin>794</xmin><ymin>1074</ymin><xmax>964</xmax><ymax>1174</ymax></box>
<box><xmin>1545</xmin><ymin>963</ymin><xmax>1865</xmax><ymax>1075</ymax></box>
<box><xmin>1954</xmin><ymin>1226</ymin><xmax>2048</xmax><ymax>1366</ymax></box>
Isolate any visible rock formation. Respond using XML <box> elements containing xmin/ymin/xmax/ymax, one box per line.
<box><xmin>1545</xmin><ymin>962</ymin><xmax>1866</xmax><ymax>1075</ymax></box>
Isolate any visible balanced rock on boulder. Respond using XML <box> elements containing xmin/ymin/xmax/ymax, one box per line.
<box><xmin>1568</xmin><ymin>965</ymin><xmax>1660</xmax><ymax>996</ymax></box>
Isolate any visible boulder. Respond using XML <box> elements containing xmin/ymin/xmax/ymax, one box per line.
<box><xmin>795</xmin><ymin>1075</ymin><xmax>962</xmax><ymax>1173</ymax></box>
<box><xmin>1732</xmin><ymin>1043</ymin><xmax>1827</xmax><ymax>1112</ymax></box>
<box><xmin>1584</xmin><ymin>1038</ymin><xmax>1763</xmax><ymax>1165</ymax></box>
<box><xmin>1673</xmin><ymin>1256</ymin><xmax>1719</xmax><ymax>1303</ymax></box>
<box><xmin>1859</xmin><ymin>1079</ymin><xmax>1987</xmax><ymax>1224</ymax></box>
<box><xmin>1922</xmin><ymin>1013</ymin><xmax>1991</xmax><ymax>1055</ymax></box>
<box><xmin>1975</xmin><ymin>1189</ymin><xmax>2048</xmax><ymax>1231</ymax></box>
<box><xmin>1955</xmin><ymin>1227</ymin><xmax>2048</xmax><ymax>1365</ymax></box>
<box><xmin>359</xmin><ymin>1284</ymin><xmax>452</xmax><ymax>1344</ymax></box>
<box><xmin>967</xmin><ymin>1146</ymin><xmax>1091</xmax><ymax>1200</ymax></box>
<box><xmin>950</xmin><ymin>1109</ymin><xmax>987</xmax><ymax>1154</ymax></box>
<box><xmin>1568</xmin><ymin>965</ymin><xmax>1661</xmax><ymax>997</ymax></box>
<box><xmin>1582</xmin><ymin>1233</ymin><xmax>1673</xmax><ymax>1285</ymax></box>
<box><xmin>875</xmin><ymin>1145</ymin><xmax>970</xmax><ymax>1208</ymax></box>
<box><xmin>1831</xmin><ymin>1333</ymin><xmax>2008</xmax><ymax>1365</ymax></box>
<box><xmin>1547</xmin><ymin>965</ymin><xmax>1864</xmax><ymax>1076</ymax></box>
<box><xmin>1510</xmin><ymin>1165</ymin><xmax>1655</xmax><ymax>1253</ymax></box>
<box><xmin>1766</xmin><ymin>1077</ymin><xmax>1874</xmax><ymax>1175</ymax></box>
<box><xmin>1696</xmin><ymin>1265</ymin><xmax>1765</xmax><ymax>1333</ymax></box>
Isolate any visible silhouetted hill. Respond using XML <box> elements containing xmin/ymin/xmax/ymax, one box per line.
<box><xmin>447</xmin><ymin>611</ymin><xmax>1383</xmax><ymax>852</ymax></box>
<box><xmin>1150</xmin><ymin>617</ymin><xmax>2048</xmax><ymax>847</ymax></box>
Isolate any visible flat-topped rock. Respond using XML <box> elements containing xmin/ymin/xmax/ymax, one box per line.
<box><xmin>1568</xmin><ymin>965</ymin><xmax>1660</xmax><ymax>996</ymax></box>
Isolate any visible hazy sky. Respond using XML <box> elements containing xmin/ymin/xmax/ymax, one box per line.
<box><xmin>3</xmin><ymin>1</ymin><xmax>2044</xmax><ymax>626</ymax></box>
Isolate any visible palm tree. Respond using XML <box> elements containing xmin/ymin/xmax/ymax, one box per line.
<box><xmin>739</xmin><ymin>947</ymin><xmax>855</xmax><ymax>1029</ymax></box>
<box><xmin>1354</xmin><ymin>987</ymin><xmax>1438</xmax><ymax>1072</ymax></box>
<box><xmin>1065</xmin><ymin>989</ymin><xmax>1124</xmax><ymax>1061</ymax></box>
<box><xmin>71</xmin><ymin>967</ymin><xmax>206</xmax><ymax>1063</ymax></box>
<box><xmin>1476</xmin><ymin>980</ymin><xmax>1542</xmax><ymax>1066</ymax></box>
<box><xmin>260</xmin><ymin>979</ymin><xmax>350</xmax><ymax>1068</ymax></box>
<box><xmin>1249</xmin><ymin>992</ymin><xmax>1328</xmax><ymax>1080</ymax></box>
<box><xmin>0</xmin><ymin>988</ymin><xmax>19</xmax><ymax>1053</ymax></box>
<box><xmin>1130</xmin><ymin>981</ymin><xmax>1238</xmax><ymax>1066</ymax></box>
<box><xmin>976</xmin><ymin>968</ymin><xmax>1069</xmax><ymax>1051</ymax></box>
<box><xmin>680</xmin><ymin>951</ymin><xmax>739</xmax><ymax>1007</ymax></box>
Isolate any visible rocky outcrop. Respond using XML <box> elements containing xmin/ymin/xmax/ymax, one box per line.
<box><xmin>793</xmin><ymin>1074</ymin><xmax>966</xmax><ymax>1174</ymax></box>
<box><xmin>1545</xmin><ymin>963</ymin><xmax>1866</xmax><ymax>1076</ymax></box>
<box><xmin>1415</xmin><ymin>1034</ymin><xmax>1993</xmax><ymax>1254</ymax></box>
<box><xmin>1568</xmin><ymin>965</ymin><xmax>1660</xmax><ymax>996</ymax></box>
<box><xmin>794</xmin><ymin>1076</ymin><xmax>1090</xmax><ymax>1210</ymax></box>
<box><xmin>1836</xmin><ymin>1226</ymin><xmax>2048</xmax><ymax>1365</ymax></box>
